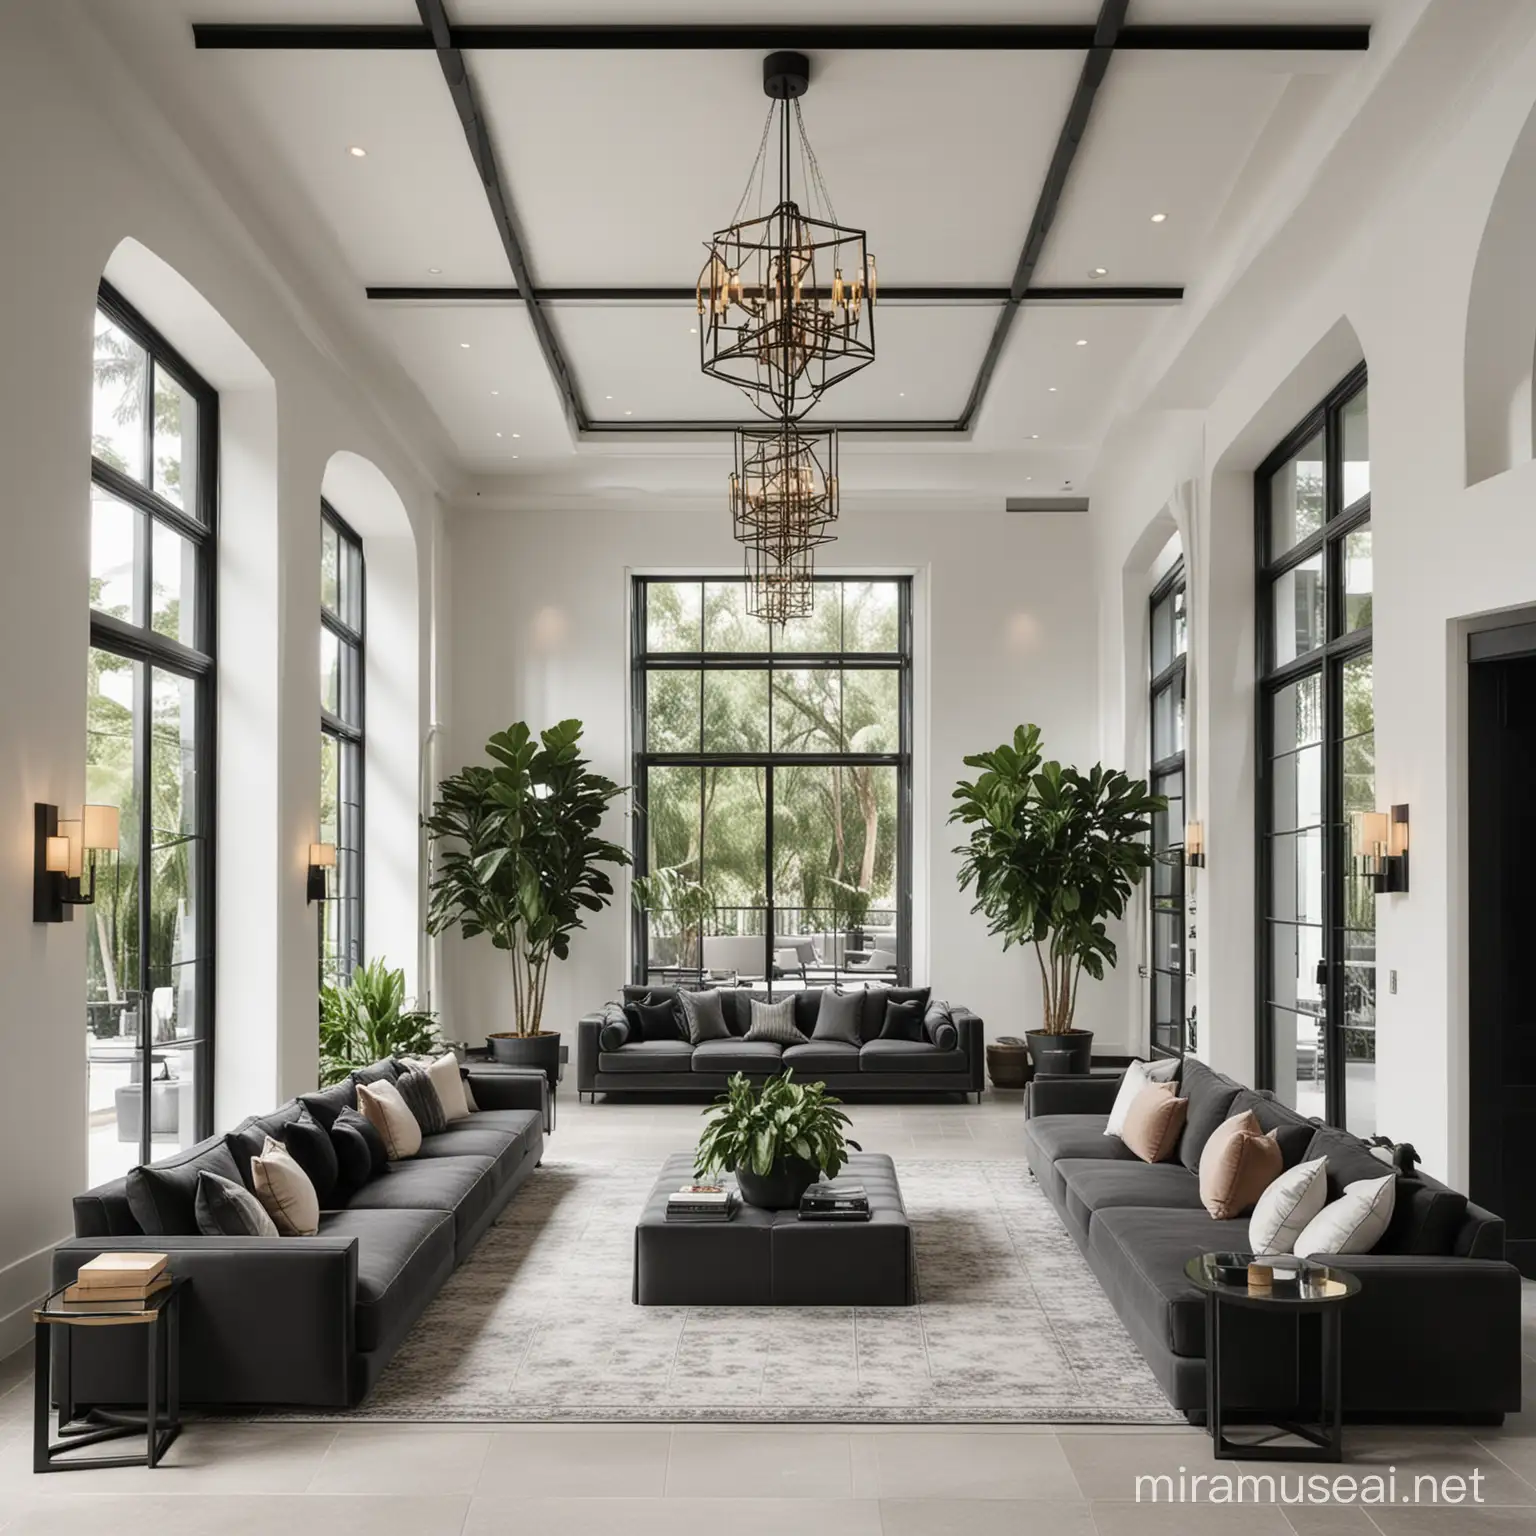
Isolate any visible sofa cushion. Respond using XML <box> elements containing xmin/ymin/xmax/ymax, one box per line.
<box><xmin>251</xmin><ymin>1135</ymin><xmax>321</xmax><ymax>1238</ymax></box>
<box><xmin>858</xmin><ymin>1038</ymin><xmax>968</xmax><ymax>1073</ymax></box>
<box><xmin>598</xmin><ymin>1010</ymin><xmax>629</xmax><ymax>1053</ymax></box>
<box><xmin>194</xmin><ymin>1170</ymin><xmax>278</xmax><ymax>1238</ymax></box>
<box><xmin>743</xmin><ymin>996</ymin><xmax>809</xmax><ymax>1046</ymax></box>
<box><xmin>351</xmin><ymin>1059</ymin><xmax>400</xmax><ymax>1089</ymax></box>
<box><xmin>782</xmin><ymin>1040</ymin><xmax>862</xmax><ymax>1074</ymax></box>
<box><xmin>126</xmin><ymin>1136</ymin><xmax>246</xmax><ymax>1236</ymax></box>
<box><xmin>879</xmin><ymin>998</ymin><xmax>927</xmax><ymax>1042</ymax></box>
<box><xmin>812</xmin><ymin>989</ymin><xmax>865</xmax><ymax>1047</ymax></box>
<box><xmin>409</xmin><ymin>1116</ymin><xmax>536</xmax><ymax>1171</ymax></box>
<box><xmin>1123</xmin><ymin>1081</ymin><xmax>1188</xmax><ymax>1163</ymax></box>
<box><xmin>925</xmin><ymin>1003</ymin><xmax>959</xmax><ymax>1051</ymax></box>
<box><xmin>278</xmin><ymin>1109</ymin><xmax>340</xmax><ymax>1206</ymax></box>
<box><xmin>341</xmin><ymin>1152</ymin><xmax>501</xmax><ymax>1251</ymax></box>
<box><xmin>624</xmin><ymin>995</ymin><xmax>687</xmax><ymax>1043</ymax></box>
<box><xmin>1228</xmin><ymin>1089</ymin><xmax>1315</xmax><ymax>1168</ymax></box>
<box><xmin>1025</xmin><ymin>1114</ymin><xmax>1138</xmax><ymax>1166</ymax></box>
<box><xmin>859</xmin><ymin>986</ymin><xmax>931</xmax><ymax>1043</ymax></box>
<box><xmin>679</xmin><ymin>988</ymin><xmax>732</xmax><ymax>1045</ymax></box>
<box><xmin>331</xmin><ymin>1107</ymin><xmax>389</xmax><ymax>1195</ymax></box>
<box><xmin>1176</xmin><ymin>1058</ymin><xmax>1244</xmax><ymax>1173</ymax></box>
<box><xmin>691</xmin><ymin>1039</ymin><xmax>784</xmax><ymax>1073</ymax></box>
<box><xmin>1056</xmin><ymin>1158</ymin><xmax>1208</xmax><ymax>1239</ymax></box>
<box><xmin>1198</xmin><ymin>1110</ymin><xmax>1282</xmax><ymax>1220</ymax></box>
<box><xmin>396</xmin><ymin>1066</ymin><xmax>447</xmax><ymax>1137</ymax></box>
<box><xmin>300</xmin><ymin>1079</ymin><xmax>357</xmax><ymax>1131</ymax></box>
<box><xmin>598</xmin><ymin>1040</ymin><xmax>695</xmax><ymax>1074</ymax></box>
<box><xmin>1089</xmin><ymin>1205</ymin><xmax>1252</xmax><ymax>1358</ymax></box>
<box><xmin>1305</xmin><ymin>1124</ymin><xmax>1393</xmax><ymax>1202</ymax></box>
<box><xmin>225</xmin><ymin>1101</ymin><xmax>308</xmax><ymax>1191</ymax></box>
<box><xmin>316</xmin><ymin>1207</ymin><xmax>455</xmax><ymax>1354</ymax></box>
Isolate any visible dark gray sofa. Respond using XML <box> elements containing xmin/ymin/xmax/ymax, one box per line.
<box><xmin>1024</xmin><ymin>1059</ymin><xmax>1522</xmax><ymax>1422</ymax></box>
<box><xmin>578</xmin><ymin>984</ymin><xmax>984</xmax><ymax>1101</ymax></box>
<box><xmin>54</xmin><ymin>1058</ymin><xmax>546</xmax><ymax>1409</ymax></box>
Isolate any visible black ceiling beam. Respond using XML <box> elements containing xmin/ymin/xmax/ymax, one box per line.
<box><xmin>414</xmin><ymin>0</ymin><xmax>587</xmax><ymax>433</ymax></box>
<box><xmin>193</xmin><ymin>22</ymin><xmax>1370</xmax><ymax>52</ymax></box>
<box><xmin>959</xmin><ymin>0</ymin><xmax>1127</xmax><ymax>432</ymax></box>
<box><xmin>364</xmin><ymin>284</ymin><xmax>1184</xmax><ymax>304</ymax></box>
<box><xmin>579</xmin><ymin>420</ymin><xmax>964</xmax><ymax>435</ymax></box>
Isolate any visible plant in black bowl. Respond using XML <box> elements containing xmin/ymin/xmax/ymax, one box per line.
<box><xmin>695</xmin><ymin>1071</ymin><xmax>853</xmax><ymax>1209</ymax></box>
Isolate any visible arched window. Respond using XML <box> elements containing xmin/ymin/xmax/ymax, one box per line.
<box><xmin>87</xmin><ymin>280</ymin><xmax>218</xmax><ymax>1183</ymax></box>
<box><xmin>320</xmin><ymin>502</ymin><xmax>365</xmax><ymax>980</ymax></box>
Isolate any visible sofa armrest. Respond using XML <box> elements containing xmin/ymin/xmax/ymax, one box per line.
<box><xmin>577</xmin><ymin>1012</ymin><xmax>607</xmax><ymax>1091</ymax></box>
<box><xmin>1315</xmin><ymin>1252</ymin><xmax>1523</xmax><ymax>1412</ymax></box>
<box><xmin>1026</xmin><ymin>1072</ymin><xmax>1122</xmax><ymax>1118</ymax></box>
<box><xmin>463</xmin><ymin>1064</ymin><xmax>549</xmax><ymax>1119</ymax></box>
<box><xmin>51</xmin><ymin>1233</ymin><xmax>358</xmax><ymax>1407</ymax></box>
<box><xmin>951</xmin><ymin>1008</ymin><xmax>985</xmax><ymax>1091</ymax></box>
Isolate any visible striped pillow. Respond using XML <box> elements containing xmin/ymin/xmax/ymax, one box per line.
<box><xmin>395</xmin><ymin>1066</ymin><xmax>446</xmax><ymax>1136</ymax></box>
<box><xmin>743</xmin><ymin>995</ymin><xmax>808</xmax><ymax>1046</ymax></box>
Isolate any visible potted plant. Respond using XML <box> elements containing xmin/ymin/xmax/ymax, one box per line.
<box><xmin>632</xmin><ymin>866</ymin><xmax>715</xmax><ymax>977</ymax></box>
<box><xmin>695</xmin><ymin>1071</ymin><xmax>853</xmax><ymax>1209</ymax></box>
<box><xmin>318</xmin><ymin>958</ymin><xmax>439</xmax><ymax>1086</ymax></box>
<box><xmin>950</xmin><ymin>724</ymin><xmax>1164</xmax><ymax>1076</ymax></box>
<box><xmin>424</xmin><ymin>719</ymin><xmax>629</xmax><ymax>1081</ymax></box>
<box><xmin>827</xmin><ymin>876</ymin><xmax>872</xmax><ymax>954</ymax></box>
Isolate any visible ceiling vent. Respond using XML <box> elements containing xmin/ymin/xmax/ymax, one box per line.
<box><xmin>1005</xmin><ymin>495</ymin><xmax>1089</xmax><ymax>514</ymax></box>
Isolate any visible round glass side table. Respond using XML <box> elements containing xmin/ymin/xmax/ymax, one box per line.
<box><xmin>1184</xmin><ymin>1252</ymin><xmax>1361</xmax><ymax>1463</ymax></box>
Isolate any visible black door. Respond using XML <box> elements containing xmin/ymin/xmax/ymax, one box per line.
<box><xmin>1468</xmin><ymin>635</ymin><xmax>1536</xmax><ymax>1276</ymax></box>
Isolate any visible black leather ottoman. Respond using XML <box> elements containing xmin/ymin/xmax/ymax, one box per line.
<box><xmin>633</xmin><ymin>1152</ymin><xmax>914</xmax><ymax>1306</ymax></box>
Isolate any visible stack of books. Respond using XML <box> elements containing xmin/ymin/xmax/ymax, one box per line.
<box><xmin>62</xmin><ymin>1252</ymin><xmax>171</xmax><ymax>1312</ymax></box>
<box><xmin>800</xmin><ymin>1180</ymin><xmax>872</xmax><ymax>1222</ymax></box>
<box><xmin>665</xmin><ymin>1184</ymin><xmax>740</xmax><ymax>1223</ymax></box>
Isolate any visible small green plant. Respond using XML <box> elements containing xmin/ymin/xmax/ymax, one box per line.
<box><xmin>695</xmin><ymin>1071</ymin><xmax>852</xmax><ymax>1179</ymax></box>
<box><xmin>632</xmin><ymin>866</ymin><xmax>715</xmax><ymax>970</ymax></box>
<box><xmin>319</xmin><ymin>958</ymin><xmax>439</xmax><ymax>1086</ymax></box>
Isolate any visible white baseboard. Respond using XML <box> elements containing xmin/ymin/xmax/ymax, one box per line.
<box><xmin>0</xmin><ymin>1240</ymin><xmax>61</xmax><ymax>1364</ymax></box>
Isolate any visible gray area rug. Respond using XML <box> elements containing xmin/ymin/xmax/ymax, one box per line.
<box><xmin>317</xmin><ymin>1158</ymin><xmax>1182</xmax><ymax>1424</ymax></box>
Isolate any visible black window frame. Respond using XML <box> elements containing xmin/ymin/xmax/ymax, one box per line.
<box><xmin>89</xmin><ymin>277</ymin><xmax>219</xmax><ymax>1152</ymax></box>
<box><xmin>630</xmin><ymin>575</ymin><xmax>914</xmax><ymax>992</ymax></box>
<box><xmin>1148</xmin><ymin>559</ymin><xmax>1188</xmax><ymax>1059</ymax></box>
<box><xmin>320</xmin><ymin>499</ymin><xmax>365</xmax><ymax>981</ymax></box>
<box><xmin>1255</xmin><ymin>362</ymin><xmax>1371</xmax><ymax>1127</ymax></box>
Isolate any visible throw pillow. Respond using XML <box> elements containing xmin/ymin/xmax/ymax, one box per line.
<box><xmin>463</xmin><ymin>1077</ymin><xmax>478</xmax><ymax>1113</ymax></box>
<box><xmin>350</xmin><ymin>1058</ymin><xmax>399</xmax><ymax>1088</ymax></box>
<box><xmin>597</xmin><ymin>1007</ymin><xmax>629</xmax><ymax>1053</ymax></box>
<box><xmin>355</xmin><ymin>1078</ymin><xmax>423</xmax><ymax>1160</ymax></box>
<box><xmin>1304</xmin><ymin>1125</ymin><xmax>1395</xmax><ymax>1202</ymax></box>
<box><xmin>879</xmin><ymin>998</ymin><xmax>927</xmax><ymax>1043</ymax></box>
<box><xmin>624</xmin><ymin>995</ymin><xmax>686</xmax><ymax>1043</ymax></box>
<box><xmin>1293</xmin><ymin>1173</ymin><xmax>1396</xmax><ymax>1258</ymax></box>
<box><xmin>396</xmin><ymin>1066</ymin><xmax>447</xmax><ymax>1137</ymax></box>
<box><xmin>300</xmin><ymin>1079</ymin><xmax>356</xmax><ymax>1131</ymax></box>
<box><xmin>743</xmin><ymin>995</ymin><xmax>809</xmax><ymax>1046</ymax></box>
<box><xmin>125</xmin><ymin>1141</ymin><xmax>245</xmax><ymax>1236</ymax></box>
<box><xmin>859</xmin><ymin>986</ymin><xmax>931</xmax><ymax>1042</ymax></box>
<box><xmin>194</xmin><ymin>1170</ymin><xmax>278</xmax><ymax>1238</ymax></box>
<box><xmin>330</xmin><ymin>1106</ymin><xmax>388</xmax><ymax>1193</ymax></box>
<box><xmin>399</xmin><ymin>1051</ymin><xmax>471</xmax><ymax>1123</ymax></box>
<box><xmin>1249</xmin><ymin>1156</ymin><xmax>1329</xmax><ymax>1256</ymax></box>
<box><xmin>1197</xmin><ymin>1109</ymin><xmax>1283</xmax><ymax>1220</ymax></box>
<box><xmin>925</xmin><ymin>1004</ymin><xmax>959</xmax><ymax>1051</ymax></box>
<box><xmin>278</xmin><ymin>1110</ymin><xmax>339</xmax><ymax>1205</ymax></box>
<box><xmin>1105</xmin><ymin>1058</ymin><xmax>1180</xmax><ymax>1139</ymax></box>
<box><xmin>250</xmin><ymin>1135</ymin><xmax>320</xmax><ymax>1237</ymax></box>
<box><xmin>1176</xmin><ymin>1057</ymin><xmax>1244</xmax><ymax>1174</ymax></box>
<box><xmin>679</xmin><ymin>988</ymin><xmax>732</xmax><ymax>1045</ymax></box>
<box><xmin>1227</xmin><ymin>1088</ymin><xmax>1315</xmax><ymax>1169</ymax></box>
<box><xmin>812</xmin><ymin>989</ymin><xmax>865</xmax><ymax>1047</ymax></box>
<box><xmin>1120</xmin><ymin>1081</ymin><xmax>1189</xmax><ymax>1164</ymax></box>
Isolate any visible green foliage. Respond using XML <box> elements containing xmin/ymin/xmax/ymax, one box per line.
<box><xmin>632</xmin><ymin>866</ymin><xmax>715</xmax><ymax>968</ymax></box>
<box><xmin>825</xmin><ymin>877</ymin><xmax>871</xmax><ymax>932</ymax></box>
<box><xmin>424</xmin><ymin>720</ymin><xmax>630</xmax><ymax>1036</ymax></box>
<box><xmin>950</xmin><ymin>724</ymin><xmax>1165</xmax><ymax>1034</ymax></box>
<box><xmin>318</xmin><ymin>958</ymin><xmax>439</xmax><ymax>1086</ymax></box>
<box><xmin>695</xmin><ymin>1071</ymin><xmax>853</xmax><ymax>1179</ymax></box>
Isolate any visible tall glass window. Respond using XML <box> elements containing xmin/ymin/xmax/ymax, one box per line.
<box><xmin>632</xmin><ymin>578</ymin><xmax>911</xmax><ymax>992</ymax></box>
<box><xmin>87</xmin><ymin>281</ymin><xmax>217</xmax><ymax>1185</ymax></box>
<box><xmin>1257</xmin><ymin>366</ymin><xmax>1374</xmax><ymax>1134</ymax></box>
<box><xmin>1148</xmin><ymin>561</ymin><xmax>1188</xmax><ymax>1058</ymax></box>
<box><xmin>320</xmin><ymin>503</ymin><xmax>365</xmax><ymax>981</ymax></box>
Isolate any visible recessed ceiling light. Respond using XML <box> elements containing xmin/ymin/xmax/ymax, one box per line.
<box><xmin>899</xmin><ymin>391</ymin><xmax>905</xmax><ymax>398</ymax></box>
<box><xmin>459</xmin><ymin>342</ymin><xmax>470</xmax><ymax>349</ymax></box>
<box><xmin>512</xmin><ymin>455</ymin><xmax>519</xmax><ymax>460</ymax></box>
<box><xmin>512</xmin><ymin>432</ymin><xmax>520</xmax><ymax>439</ymax></box>
<box><xmin>689</xmin><ymin>327</ymin><xmax>697</xmax><ymax>335</ymax></box>
<box><xmin>1076</xmin><ymin>338</ymin><xmax>1088</xmax><ymax>347</ymax></box>
<box><xmin>495</xmin><ymin>431</ymin><xmax>503</xmax><ymax>438</ymax></box>
<box><xmin>347</xmin><ymin>145</ymin><xmax>367</xmax><ymax>158</ymax></box>
<box><xmin>1048</xmin><ymin>386</ymin><xmax>1058</xmax><ymax>393</ymax></box>
<box><xmin>1091</xmin><ymin>266</ymin><xmax>1108</xmax><ymax>277</ymax></box>
<box><xmin>490</xmin><ymin>389</ymin><xmax>499</xmax><ymax>396</ymax></box>
<box><xmin>428</xmin><ymin>266</ymin><xmax>442</xmax><ymax>275</ymax></box>
<box><xmin>624</xmin><ymin>410</ymin><xmax>633</xmax><ymax>416</ymax></box>
<box><xmin>1151</xmin><ymin>212</ymin><xmax>1167</xmax><ymax>223</ymax></box>
<box><xmin>1025</xmin><ymin>476</ymin><xmax>1033</xmax><ymax>482</ymax></box>
<box><xmin>605</xmin><ymin>394</ymin><xmax>613</xmax><ymax>401</ymax></box>
<box><xmin>1029</xmin><ymin>433</ymin><xmax>1040</xmax><ymax>440</ymax></box>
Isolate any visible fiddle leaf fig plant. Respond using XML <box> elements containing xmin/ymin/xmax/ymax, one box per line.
<box><xmin>695</xmin><ymin>1071</ymin><xmax>853</xmax><ymax>1179</ymax></box>
<box><xmin>424</xmin><ymin>719</ymin><xmax>629</xmax><ymax>1037</ymax></box>
<box><xmin>950</xmin><ymin>723</ymin><xmax>1164</xmax><ymax>1035</ymax></box>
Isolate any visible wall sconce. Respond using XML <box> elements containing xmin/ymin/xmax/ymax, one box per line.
<box><xmin>34</xmin><ymin>802</ymin><xmax>120</xmax><ymax>922</ymax></box>
<box><xmin>1184</xmin><ymin>820</ymin><xmax>1206</xmax><ymax>868</ymax></box>
<box><xmin>1352</xmin><ymin>804</ymin><xmax>1409</xmax><ymax>894</ymax></box>
<box><xmin>307</xmin><ymin>841</ymin><xmax>336</xmax><ymax>904</ymax></box>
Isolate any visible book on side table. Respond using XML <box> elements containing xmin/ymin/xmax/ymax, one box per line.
<box><xmin>63</xmin><ymin>1252</ymin><xmax>171</xmax><ymax>1309</ymax></box>
<box><xmin>800</xmin><ymin>1180</ymin><xmax>872</xmax><ymax>1221</ymax></box>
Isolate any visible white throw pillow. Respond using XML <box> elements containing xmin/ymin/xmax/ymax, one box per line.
<box><xmin>1292</xmin><ymin>1172</ymin><xmax>1396</xmax><ymax>1258</ymax></box>
<box><xmin>356</xmin><ymin>1078</ymin><xmax>423</xmax><ymax>1160</ymax></box>
<box><xmin>1249</xmin><ymin>1155</ymin><xmax>1328</xmax><ymax>1256</ymax></box>
<box><xmin>1105</xmin><ymin>1058</ymin><xmax>1181</xmax><ymax>1139</ymax></box>
<box><xmin>402</xmin><ymin>1051</ymin><xmax>471</xmax><ymax>1123</ymax></box>
<box><xmin>250</xmin><ymin>1135</ymin><xmax>320</xmax><ymax>1237</ymax></box>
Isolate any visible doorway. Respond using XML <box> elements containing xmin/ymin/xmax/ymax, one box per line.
<box><xmin>1468</xmin><ymin>627</ymin><xmax>1536</xmax><ymax>1276</ymax></box>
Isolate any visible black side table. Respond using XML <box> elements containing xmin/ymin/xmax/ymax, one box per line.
<box><xmin>1185</xmin><ymin>1253</ymin><xmax>1360</xmax><ymax>1463</ymax></box>
<box><xmin>33</xmin><ymin>1275</ymin><xmax>186</xmax><ymax>1472</ymax></box>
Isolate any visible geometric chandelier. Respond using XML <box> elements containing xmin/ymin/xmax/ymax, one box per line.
<box><xmin>699</xmin><ymin>51</ymin><xmax>875</xmax><ymax>624</ymax></box>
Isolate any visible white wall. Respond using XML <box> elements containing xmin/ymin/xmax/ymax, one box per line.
<box><xmin>438</xmin><ymin>498</ymin><xmax>1109</xmax><ymax>1058</ymax></box>
<box><xmin>1087</xmin><ymin>1</ymin><xmax>1536</xmax><ymax>1184</ymax></box>
<box><xmin>0</xmin><ymin>4</ymin><xmax>441</xmax><ymax>1356</ymax></box>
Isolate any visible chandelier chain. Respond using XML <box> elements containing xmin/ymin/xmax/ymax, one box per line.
<box><xmin>727</xmin><ymin>102</ymin><xmax>777</xmax><ymax>232</ymax></box>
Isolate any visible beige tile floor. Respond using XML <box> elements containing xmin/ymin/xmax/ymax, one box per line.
<box><xmin>1</xmin><ymin>1092</ymin><xmax>1534</xmax><ymax>1534</ymax></box>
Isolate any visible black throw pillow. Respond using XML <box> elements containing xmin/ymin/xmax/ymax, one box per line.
<box><xmin>300</xmin><ymin>1079</ymin><xmax>356</xmax><ymax>1131</ymax></box>
<box><xmin>812</xmin><ymin>989</ymin><xmax>866</xmax><ymax>1047</ymax></box>
<box><xmin>331</xmin><ymin>1106</ymin><xmax>389</xmax><ymax>1194</ymax></box>
<box><xmin>624</xmin><ymin>995</ymin><xmax>686</xmax><ymax>1043</ymax></box>
<box><xmin>880</xmin><ymin>998</ymin><xmax>927</xmax><ymax>1043</ymax></box>
<box><xmin>396</xmin><ymin>1066</ymin><xmax>446</xmax><ymax>1136</ymax></box>
<box><xmin>279</xmin><ymin>1109</ymin><xmax>339</xmax><ymax>1205</ymax></box>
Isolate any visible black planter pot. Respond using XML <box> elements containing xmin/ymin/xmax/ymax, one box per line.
<box><xmin>486</xmin><ymin>1030</ymin><xmax>562</xmax><ymax>1085</ymax></box>
<box><xmin>735</xmin><ymin>1155</ymin><xmax>821</xmax><ymax>1210</ymax></box>
<box><xmin>1027</xmin><ymin>1028</ymin><xmax>1094</xmax><ymax>1076</ymax></box>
